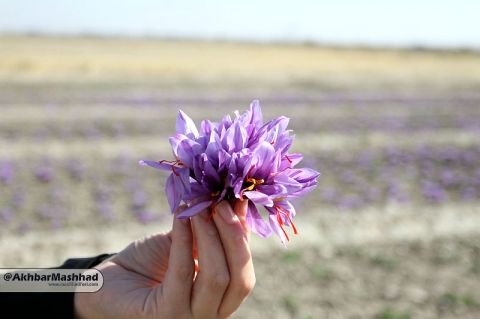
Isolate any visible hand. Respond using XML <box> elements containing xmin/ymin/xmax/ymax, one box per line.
<box><xmin>74</xmin><ymin>200</ymin><xmax>255</xmax><ymax>319</ymax></box>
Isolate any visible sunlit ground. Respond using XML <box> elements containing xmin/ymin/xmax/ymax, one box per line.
<box><xmin>0</xmin><ymin>36</ymin><xmax>479</xmax><ymax>318</ymax></box>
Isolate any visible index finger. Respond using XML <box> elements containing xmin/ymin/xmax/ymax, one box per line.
<box><xmin>161</xmin><ymin>215</ymin><xmax>195</xmax><ymax>317</ymax></box>
<box><xmin>212</xmin><ymin>200</ymin><xmax>256</xmax><ymax>318</ymax></box>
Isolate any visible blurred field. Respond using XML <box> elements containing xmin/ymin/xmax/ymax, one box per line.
<box><xmin>2</xmin><ymin>35</ymin><xmax>480</xmax><ymax>89</ymax></box>
<box><xmin>1</xmin><ymin>36</ymin><xmax>480</xmax><ymax>318</ymax></box>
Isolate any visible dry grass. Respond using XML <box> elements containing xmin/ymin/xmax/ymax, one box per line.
<box><xmin>1</xmin><ymin>36</ymin><xmax>480</xmax><ymax>88</ymax></box>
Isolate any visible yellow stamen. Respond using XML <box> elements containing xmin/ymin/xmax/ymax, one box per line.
<box><xmin>245</xmin><ymin>177</ymin><xmax>264</xmax><ymax>187</ymax></box>
<box><xmin>240</xmin><ymin>178</ymin><xmax>265</xmax><ymax>200</ymax></box>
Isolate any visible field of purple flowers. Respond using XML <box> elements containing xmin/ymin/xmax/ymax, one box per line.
<box><xmin>1</xmin><ymin>87</ymin><xmax>479</xmax><ymax>236</ymax></box>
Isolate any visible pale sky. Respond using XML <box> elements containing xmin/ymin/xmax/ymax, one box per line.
<box><xmin>1</xmin><ymin>0</ymin><xmax>479</xmax><ymax>48</ymax></box>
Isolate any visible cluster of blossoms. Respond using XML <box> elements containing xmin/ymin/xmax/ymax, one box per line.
<box><xmin>140</xmin><ymin>100</ymin><xmax>319</xmax><ymax>244</ymax></box>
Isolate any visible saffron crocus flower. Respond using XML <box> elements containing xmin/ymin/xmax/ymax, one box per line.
<box><xmin>140</xmin><ymin>100</ymin><xmax>319</xmax><ymax>244</ymax></box>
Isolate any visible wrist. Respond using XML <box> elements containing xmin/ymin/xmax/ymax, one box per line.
<box><xmin>73</xmin><ymin>257</ymin><xmax>115</xmax><ymax>319</ymax></box>
<box><xmin>74</xmin><ymin>292</ymin><xmax>89</xmax><ymax>319</ymax></box>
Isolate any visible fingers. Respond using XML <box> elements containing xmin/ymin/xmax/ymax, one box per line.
<box><xmin>191</xmin><ymin>210</ymin><xmax>230</xmax><ymax>319</ymax></box>
<box><xmin>161</xmin><ymin>215</ymin><xmax>195</xmax><ymax>317</ymax></box>
<box><xmin>212</xmin><ymin>200</ymin><xmax>256</xmax><ymax>319</ymax></box>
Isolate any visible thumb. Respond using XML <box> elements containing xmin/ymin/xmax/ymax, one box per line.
<box><xmin>114</xmin><ymin>231</ymin><xmax>173</xmax><ymax>283</ymax></box>
<box><xmin>161</xmin><ymin>215</ymin><xmax>194</xmax><ymax>316</ymax></box>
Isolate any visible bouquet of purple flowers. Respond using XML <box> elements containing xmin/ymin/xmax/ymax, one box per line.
<box><xmin>140</xmin><ymin>100</ymin><xmax>319</xmax><ymax>244</ymax></box>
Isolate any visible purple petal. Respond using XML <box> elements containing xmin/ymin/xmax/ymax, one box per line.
<box><xmin>243</xmin><ymin>190</ymin><xmax>273</xmax><ymax>207</ymax></box>
<box><xmin>165</xmin><ymin>166</ymin><xmax>191</xmax><ymax>213</ymax></box>
<box><xmin>220</xmin><ymin>114</ymin><xmax>233</xmax><ymax>130</ymax></box>
<box><xmin>176</xmin><ymin>110</ymin><xmax>199</xmax><ymax>138</ymax></box>
<box><xmin>202</xmin><ymin>154</ymin><xmax>221</xmax><ymax>186</ymax></box>
<box><xmin>218</xmin><ymin>148</ymin><xmax>232</xmax><ymax>171</ymax></box>
<box><xmin>226</xmin><ymin>153</ymin><xmax>240</xmax><ymax>187</ymax></box>
<box><xmin>176</xmin><ymin>167</ymin><xmax>191</xmax><ymax>193</ymax></box>
<box><xmin>139</xmin><ymin>160</ymin><xmax>173</xmax><ymax>171</ymax></box>
<box><xmin>246</xmin><ymin>201</ymin><xmax>272</xmax><ymax>238</ymax></box>
<box><xmin>250</xmin><ymin>100</ymin><xmax>263</xmax><ymax>127</ymax></box>
<box><xmin>233</xmin><ymin>177</ymin><xmax>244</xmax><ymax>198</ymax></box>
<box><xmin>274</xmin><ymin>172</ymin><xmax>303</xmax><ymax>193</ymax></box>
<box><xmin>224</xmin><ymin>121</ymin><xmax>247</xmax><ymax>152</ymax></box>
<box><xmin>200</xmin><ymin>119</ymin><xmax>213</xmax><ymax>135</ymax></box>
<box><xmin>177</xmin><ymin>200</ymin><xmax>212</xmax><ymax>218</ymax></box>
<box><xmin>165</xmin><ymin>173</ymin><xmax>182</xmax><ymax>212</ymax></box>
<box><xmin>169</xmin><ymin>133</ymin><xmax>187</xmax><ymax>156</ymax></box>
<box><xmin>205</xmin><ymin>141</ymin><xmax>220</xmax><ymax>167</ymax></box>
<box><xmin>289</xmin><ymin>183</ymin><xmax>318</xmax><ymax>198</ymax></box>
<box><xmin>279</xmin><ymin>153</ymin><xmax>303</xmax><ymax>170</ymax></box>
<box><xmin>289</xmin><ymin>168</ymin><xmax>321</xmax><ymax>183</ymax></box>
<box><xmin>177</xmin><ymin>139</ymin><xmax>203</xmax><ymax>167</ymax></box>
<box><xmin>244</xmin><ymin>141</ymin><xmax>276</xmax><ymax>178</ymax></box>
<box><xmin>256</xmin><ymin>184</ymin><xmax>288</xmax><ymax>197</ymax></box>
<box><xmin>254</xmin><ymin>142</ymin><xmax>277</xmax><ymax>177</ymax></box>
<box><xmin>273</xmin><ymin>132</ymin><xmax>294</xmax><ymax>155</ymax></box>
<box><xmin>182</xmin><ymin>182</ymin><xmax>210</xmax><ymax>201</ymax></box>
<box><xmin>267</xmin><ymin>116</ymin><xmax>290</xmax><ymax>132</ymax></box>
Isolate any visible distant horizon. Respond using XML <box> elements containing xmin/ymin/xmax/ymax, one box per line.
<box><xmin>2</xmin><ymin>31</ymin><xmax>480</xmax><ymax>53</ymax></box>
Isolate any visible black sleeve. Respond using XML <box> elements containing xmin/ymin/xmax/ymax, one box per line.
<box><xmin>0</xmin><ymin>253</ymin><xmax>115</xmax><ymax>319</ymax></box>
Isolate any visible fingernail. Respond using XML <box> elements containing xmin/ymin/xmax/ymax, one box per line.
<box><xmin>218</xmin><ymin>201</ymin><xmax>239</xmax><ymax>224</ymax></box>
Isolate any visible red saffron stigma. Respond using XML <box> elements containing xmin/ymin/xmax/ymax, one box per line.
<box><xmin>286</xmin><ymin>213</ymin><xmax>298</xmax><ymax>235</ymax></box>
<box><xmin>159</xmin><ymin>159</ymin><xmax>184</xmax><ymax>176</ymax></box>
<box><xmin>285</xmin><ymin>155</ymin><xmax>293</xmax><ymax>164</ymax></box>
<box><xmin>276</xmin><ymin>211</ymin><xmax>290</xmax><ymax>241</ymax></box>
<box><xmin>275</xmin><ymin>205</ymin><xmax>298</xmax><ymax>238</ymax></box>
<box><xmin>159</xmin><ymin>159</ymin><xmax>184</xmax><ymax>166</ymax></box>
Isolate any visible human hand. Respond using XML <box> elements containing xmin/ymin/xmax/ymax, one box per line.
<box><xmin>74</xmin><ymin>200</ymin><xmax>255</xmax><ymax>319</ymax></box>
